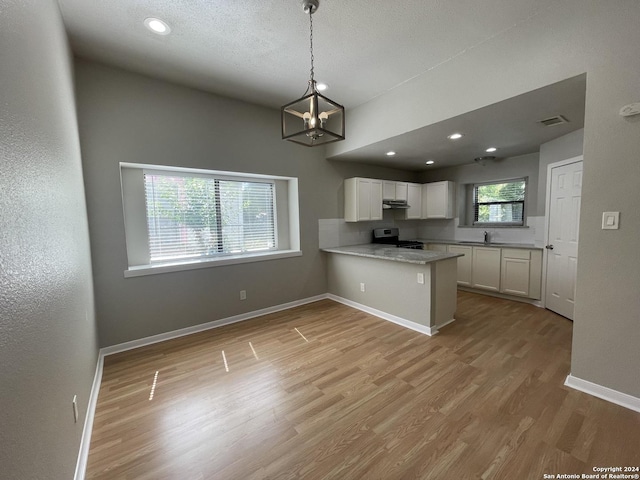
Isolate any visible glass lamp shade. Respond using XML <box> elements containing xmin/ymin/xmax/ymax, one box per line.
<box><xmin>281</xmin><ymin>90</ymin><xmax>345</xmax><ymax>147</ymax></box>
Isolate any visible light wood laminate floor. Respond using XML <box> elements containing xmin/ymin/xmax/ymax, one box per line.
<box><xmin>86</xmin><ymin>291</ymin><xmax>640</xmax><ymax>479</ymax></box>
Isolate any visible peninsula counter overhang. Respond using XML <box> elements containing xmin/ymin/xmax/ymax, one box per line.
<box><xmin>321</xmin><ymin>244</ymin><xmax>462</xmax><ymax>265</ymax></box>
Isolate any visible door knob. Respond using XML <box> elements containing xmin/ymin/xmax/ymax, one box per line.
<box><xmin>545</xmin><ymin>245</ymin><xmax>554</xmax><ymax>250</ymax></box>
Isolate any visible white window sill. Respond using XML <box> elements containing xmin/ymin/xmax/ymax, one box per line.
<box><xmin>124</xmin><ymin>250</ymin><xmax>302</xmax><ymax>278</ymax></box>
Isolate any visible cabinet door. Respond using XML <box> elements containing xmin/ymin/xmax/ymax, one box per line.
<box><xmin>501</xmin><ymin>257</ymin><xmax>530</xmax><ymax>296</ymax></box>
<box><xmin>426</xmin><ymin>182</ymin><xmax>446</xmax><ymax>218</ymax></box>
<box><xmin>472</xmin><ymin>247</ymin><xmax>501</xmax><ymax>291</ymax></box>
<box><xmin>395</xmin><ymin>182</ymin><xmax>408</xmax><ymax>201</ymax></box>
<box><xmin>356</xmin><ymin>178</ymin><xmax>372</xmax><ymax>221</ymax></box>
<box><xmin>528</xmin><ymin>250</ymin><xmax>543</xmax><ymax>300</ymax></box>
<box><xmin>369</xmin><ymin>179</ymin><xmax>383</xmax><ymax>220</ymax></box>
<box><xmin>404</xmin><ymin>183</ymin><xmax>422</xmax><ymax>219</ymax></box>
<box><xmin>422</xmin><ymin>181</ymin><xmax>455</xmax><ymax>219</ymax></box>
<box><xmin>383</xmin><ymin>181</ymin><xmax>396</xmax><ymax>200</ymax></box>
<box><xmin>448</xmin><ymin>245</ymin><xmax>473</xmax><ymax>286</ymax></box>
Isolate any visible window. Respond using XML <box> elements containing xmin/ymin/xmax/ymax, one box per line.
<box><xmin>144</xmin><ymin>173</ymin><xmax>276</xmax><ymax>262</ymax></box>
<box><xmin>120</xmin><ymin>163</ymin><xmax>300</xmax><ymax>277</ymax></box>
<box><xmin>473</xmin><ymin>178</ymin><xmax>526</xmax><ymax>226</ymax></box>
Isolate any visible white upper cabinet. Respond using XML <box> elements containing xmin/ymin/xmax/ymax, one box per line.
<box><xmin>383</xmin><ymin>181</ymin><xmax>408</xmax><ymax>201</ymax></box>
<box><xmin>345</xmin><ymin>178</ymin><xmax>452</xmax><ymax>222</ymax></box>
<box><xmin>404</xmin><ymin>183</ymin><xmax>422</xmax><ymax>219</ymax></box>
<box><xmin>344</xmin><ymin>177</ymin><xmax>383</xmax><ymax>222</ymax></box>
<box><xmin>422</xmin><ymin>181</ymin><xmax>455</xmax><ymax>219</ymax></box>
<box><xmin>382</xmin><ymin>181</ymin><xmax>396</xmax><ymax>200</ymax></box>
<box><xmin>395</xmin><ymin>182</ymin><xmax>408</xmax><ymax>201</ymax></box>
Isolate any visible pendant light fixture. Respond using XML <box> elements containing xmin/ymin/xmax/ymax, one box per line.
<box><xmin>281</xmin><ymin>0</ymin><xmax>345</xmax><ymax>146</ymax></box>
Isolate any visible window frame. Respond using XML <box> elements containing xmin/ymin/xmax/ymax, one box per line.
<box><xmin>120</xmin><ymin>163</ymin><xmax>301</xmax><ymax>277</ymax></box>
<box><xmin>472</xmin><ymin>177</ymin><xmax>527</xmax><ymax>227</ymax></box>
<box><xmin>143</xmin><ymin>169</ymin><xmax>278</xmax><ymax>262</ymax></box>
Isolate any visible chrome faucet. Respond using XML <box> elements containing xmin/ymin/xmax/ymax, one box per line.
<box><xmin>483</xmin><ymin>231</ymin><xmax>489</xmax><ymax>244</ymax></box>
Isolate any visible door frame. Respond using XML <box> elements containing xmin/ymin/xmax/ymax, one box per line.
<box><xmin>541</xmin><ymin>155</ymin><xmax>584</xmax><ymax>310</ymax></box>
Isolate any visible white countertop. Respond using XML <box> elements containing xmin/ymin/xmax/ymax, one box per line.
<box><xmin>322</xmin><ymin>244</ymin><xmax>461</xmax><ymax>265</ymax></box>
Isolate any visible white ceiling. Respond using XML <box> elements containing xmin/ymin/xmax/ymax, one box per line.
<box><xmin>57</xmin><ymin>0</ymin><xmax>585</xmax><ymax>170</ymax></box>
<box><xmin>329</xmin><ymin>74</ymin><xmax>586</xmax><ymax>170</ymax></box>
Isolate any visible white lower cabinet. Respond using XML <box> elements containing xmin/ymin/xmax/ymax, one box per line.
<box><xmin>471</xmin><ymin>247</ymin><xmax>501</xmax><ymax>292</ymax></box>
<box><xmin>447</xmin><ymin>245</ymin><xmax>472</xmax><ymax>287</ymax></box>
<box><xmin>428</xmin><ymin>243</ymin><xmax>542</xmax><ymax>299</ymax></box>
<box><xmin>500</xmin><ymin>248</ymin><xmax>542</xmax><ymax>299</ymax></box>
<box><xmin>426</xmin><ymin>243</ymin><xmax>448</xmax><ymax>252</ymax></box>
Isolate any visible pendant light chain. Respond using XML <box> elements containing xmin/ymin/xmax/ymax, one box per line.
<box><xmin>309</xmin><ymin>9</ymin><xmax>315</xmax><ymax>86</ymax></box>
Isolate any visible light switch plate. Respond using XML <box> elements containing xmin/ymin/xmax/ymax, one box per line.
<box><xmin>602</xmin><ymin>212</ymin><xmax>620</xmax><ymax>230</ymax></box>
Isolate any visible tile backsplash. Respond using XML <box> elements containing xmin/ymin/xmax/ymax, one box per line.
<box><xmin>319</xmin><ymin>216</ymin><xmax>545</xmax><ymax>248</ymax></box>
<box><xmin>318</xmin><ymin>219</ymin><xmax>419</xmax><ymax>248</ymax></box>
<box><xmin>417</xmin><ymin>216</ymin><xmax>545</xmax><ymax>247</ymax></box>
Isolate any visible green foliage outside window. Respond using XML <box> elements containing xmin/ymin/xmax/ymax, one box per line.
<box><xmin>144</xmin><ymin>174</ymin><xmax>275</xmax><ymax>262</ymax></box>
<box><xmin>474</xmin><ymin>179</ymin><xmax>525</xmax><ymax>225</ymax></box>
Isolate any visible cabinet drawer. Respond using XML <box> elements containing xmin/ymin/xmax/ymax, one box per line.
<box><xmin>502</xmin><ymin>248</ymin><xmax>531</xmax><ymax>260</ymax></box>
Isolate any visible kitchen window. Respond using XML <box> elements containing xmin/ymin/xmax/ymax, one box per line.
<box><xmin>120</xmin><ymin>163</ymin><xmax>301</xmax><ymax>277</ymax></box>
<box><xmin>473</xmin><ymin>178</ymin><xmax>526</xmax><ymax>226</ymax></box>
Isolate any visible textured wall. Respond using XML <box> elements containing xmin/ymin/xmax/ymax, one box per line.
<box><xmin>537</xmin><ymin>129</ymin><xmax>585</xmax><ymax>215</ymax></box>
<box><xmin>74</xmin><ymin>60</ymin><xmax>413</xmax><ymax>348</ymax></box>
<box><xmin>0</xmin><ymin>1</ymin><xmax>99</xmax><ymax>479</ymax></box>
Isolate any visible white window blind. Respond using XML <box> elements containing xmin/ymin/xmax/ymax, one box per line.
<box><xmin>473</xmin><ymin>178</ymin><xmax>526</xmax><ymax>225</ymax></box>
<box><xmin>144</xmin><ymin>172</ymin><xmax>276</xmax><ymax>263</ymax></box>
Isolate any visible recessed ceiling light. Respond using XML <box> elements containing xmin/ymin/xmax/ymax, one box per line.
<box><xmin>425</xmin><ymin>160</ymin><xmax>435</xmax><ymax>165</ymax></box>
<box><xmin>144</xmin><ymin>17</ymin><xmax>171</xmax><ymax>35</ymax></box>
<box><xmin>447</xmin><ymin>133</ymin><xmax>464</xmax><ymax>140</ymax></box>
<box><xmin>316</xmin><ymin>83</ymin><xmax>328</xmax><ymax>91</ymax></box>
<box><xmin>485</xmin><ymin>147</ymin><xmax>497</xmax><ymax>153</ymax></box>
<box><xmin>386</xmin><ymin>151</ymin><xmax>396</xmax><ymax>156</ymax></box>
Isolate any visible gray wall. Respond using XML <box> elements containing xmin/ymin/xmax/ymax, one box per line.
<box><xmin>537</xmin><ymin>129</ymin><xmax>584</xmax><ymax>214</ymax></box>
<box><xmin>75</xmin><ymin>60</ymin><xmax>412</xmax><ymax>347</ymax></box>
<box><xmin>329</xmin><ymin>1</ymin><xmax>640</xmax><ymax>398</ymax></box>
<box><xmin>0</xmin><ymin>1</ymin><xmax>99</xmax><ymax>479</ymax></box>
<box><xmin>418</xmin><ymin>152</ymin><xmax>541</xmax><ymax>217</ymax></box>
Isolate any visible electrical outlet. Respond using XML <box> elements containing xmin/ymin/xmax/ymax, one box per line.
<box><xmin>240</xmin><ymin>290</ymin><xmax>247</xmax><ymax>300</ymax></box>
<box><xmin>72</xmin><ymin>395</ymin><xmax>78</xmax><ymax>423</ymax></box>
<box><xmin>360</xmin><ymin>283</ymin><xmax>365</xmax><ymax>292</ymax></box>
<box><xmin>417</xmin><ymin>273</ymin><xmax>424</xmax><ymax>284</ymax></box>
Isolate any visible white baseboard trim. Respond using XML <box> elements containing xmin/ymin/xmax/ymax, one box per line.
<box><xmin>101</xmin><ymin>294</ymin><xmax>329</xmax><ymax>357</ymax></box>
<box><xmin>565</xmin><ymin>374</ymin><xmax>640</xmax><ymax>413</ymax></box>
<box><xmin>327</xmin><ymin>294</ymin><xmax>436</xmax><ymax>336</ymax></box>
<box><xmin>436</xmin><ymin>317</ymin><xmax>456</xmax><ymax>331</ymax></box>
<box><xmin>74</xmin><ymin>351</ymin><xmax>104</xmax><ymax>480</ymax></box>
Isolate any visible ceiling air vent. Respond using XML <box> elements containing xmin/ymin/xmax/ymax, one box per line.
<box><xmin>538</xmin><ymin>115</ymin><xmax>569</xmax><ymax>126</ymax></box>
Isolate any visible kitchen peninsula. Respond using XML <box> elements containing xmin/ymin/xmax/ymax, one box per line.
<box><xmin>323</xmin><ymin>245</ymin><xmax>461</xmax><ymax>336</ymax></box>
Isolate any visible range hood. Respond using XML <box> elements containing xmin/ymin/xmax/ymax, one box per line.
<box><xmin>382</xmin><ymin>199</ymin><xmax>410</xmax><ymax>209</ymax></box>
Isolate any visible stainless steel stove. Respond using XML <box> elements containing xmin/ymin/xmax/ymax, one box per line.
<box><xmin>371</xmin><ymin>228</ymin><xmax>424</xmax><ymax>249</ymax></box>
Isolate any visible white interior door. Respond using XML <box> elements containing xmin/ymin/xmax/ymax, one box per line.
<box><xmin>545</xmin><ymin>159</ymin><xmax>583</xmax><ymax>320</ymax></box>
